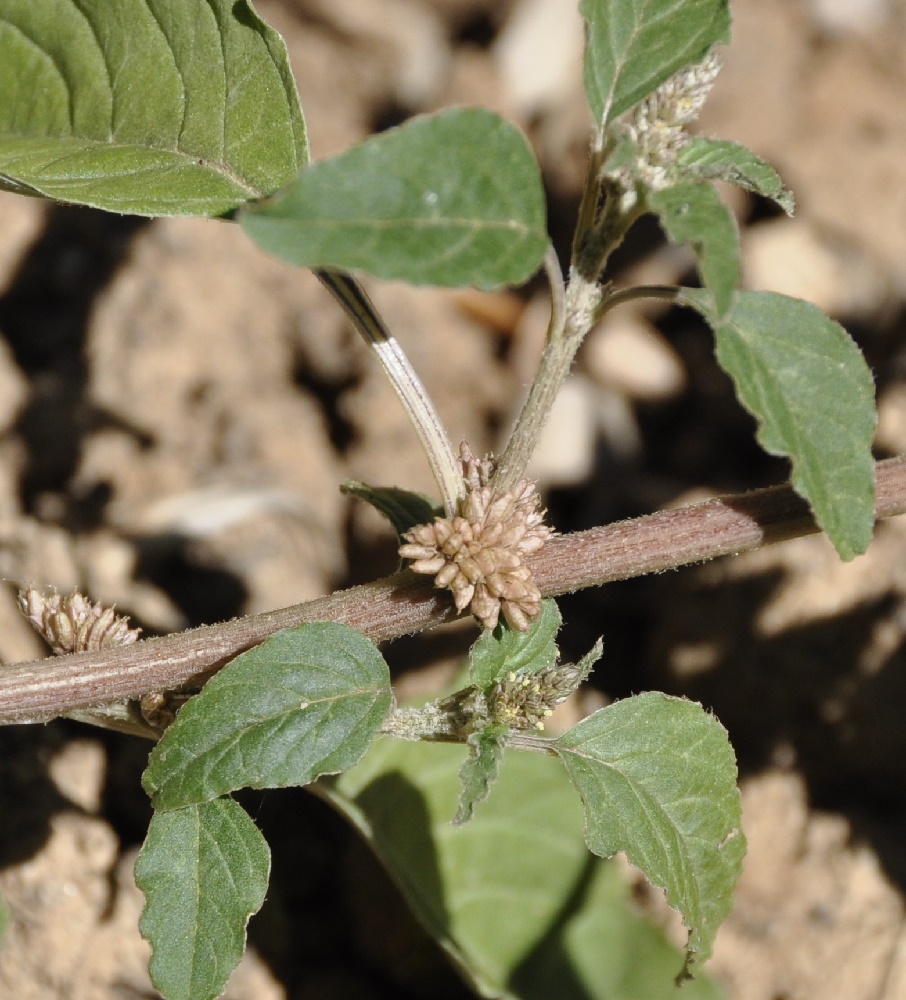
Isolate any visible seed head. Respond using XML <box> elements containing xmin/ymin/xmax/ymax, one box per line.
<box><xmin>17</xmin><ymin>585</ymin><xmax>141</xmax><ymax>655</ymax></box>
<box><xmin>399</xmin><ymin>443</ymin><xmax>552</xmax><ymax>631</ymax></box>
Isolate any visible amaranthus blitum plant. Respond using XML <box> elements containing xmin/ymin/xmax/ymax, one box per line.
<box><xmin>0</xmin><ymin>1</ymin><xmax>896</xmax><ymax>998</ymax></box>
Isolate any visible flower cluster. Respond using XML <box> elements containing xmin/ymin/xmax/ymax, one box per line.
<box><xmin>399</xmin><ymin>443</ymin><xmax>552</xmax><ymax>631</ymax></box>
<box><xmin>17</xmin><ymin>585</ymin><xmax>141</xmax><ymax>655</ymax></box>
<box><xmin>489</xmin><ymin>658</ymin><xmax>594</xmax><ymax>731</ymax></box>
<box><xmin>624</xmin><ymin>51</ymin><xmax>721</xmax><ymax>189</ymax></box>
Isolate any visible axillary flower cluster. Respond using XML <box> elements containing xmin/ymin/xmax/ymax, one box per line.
<box><xmin>399</xmin><ymin>443</ymin><xmax>552</xmax><ymax>631</ymax></box>
<box><xmin>622</xmin><ymin>51</ymin><xmax>721</xmax><ymax>190</ymax></box>
<box><xmin>18</xmin><ymin>585</ymin><xmax>142</xmax><ymax>654</ymax></box>
<box><xmin>489</xmin><ymin>657</ymin><xmax>595</xmax><ymax>731</ymax></box>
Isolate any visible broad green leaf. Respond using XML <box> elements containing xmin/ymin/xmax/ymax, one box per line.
<box><xmin>143</xmin><ymin>622</ymin><xmax>392</xmax><ymax>811</ymax></box>
<box><xmin>340</xmin><ymin>481</ymin><xmax>440</xmax><ymax>538</ymax></box>
<box><xmin>469</xmin><ymin>598</ymin><xmax>562</xmax><ymax>689</ymax></box>
<box><xmin>329</xmin><ymin>736</ymin><xmax>718</xmax><ymax>999</ymax></box>
<box><xmin>678</xmin><ymin>138</ymin><xmax>795</xmax><ymax>214</ymax></box>
<box><xmin>0</xmin><ymin>0</ymin><xmax>307</xmax><ymax>216</ymax></box>
<box><xmin>511</xmin><ymin>859</ymin><xmax>720</xmax><ymax>1000</ymax></box>
<box><xmin>135</xmin><ymin>797</ymin><xmax>270</xmax><ymax>1000</ymax></box>
<box><xmin>580</xmin><ymin>0</ymin><xmax>731</xmax><ymax>129</ymax></box>
<box><xmin>685</xmin><ymin>288</ymin><xmax>877</xmax><ymax>559</ymax></box>
<box><xmin>649</xmin><ymin>183</ymin><xmax>740</xmax><ymax>317</ymax></box>
<box><xmin>240</xmin><ymin>108</ymin><xmax>548</xmax><ymax>289</ymax></box>
<box><xmin>454</xmin><ymin>724</ymin><xmax>507</xmax><ymax>826</ymax></box>
<box><xmin>554</xmin><ymin>693</ymin><xmax>744</xmax><ymax>979</ymax></box>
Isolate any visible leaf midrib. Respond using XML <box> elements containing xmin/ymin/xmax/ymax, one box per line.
<box><xmin>0</xmin><ymin>132</ymin><xmax>264</xmax><ymax>196</ymax></box>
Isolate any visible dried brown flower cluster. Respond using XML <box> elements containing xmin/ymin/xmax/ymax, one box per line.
<box><xmin>399</xmin><ymin>443</ymin><xmax>552</xmax><ymax>631</ymax></box>
<box><xmin>17</xmin><ymin>586</ymin><xmax>142</xmax><ymax>655</ymax></box>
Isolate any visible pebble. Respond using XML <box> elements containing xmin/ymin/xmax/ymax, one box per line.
<box><xmin>493</xmin><ymin>0</ymin><xmax>584</xmax><ymax>116</ymax></box>
<box><xmin>742</xmin><ymin>217</ymin><xmax>893</xmax><ymax>317</ymax></box>
<box><xmin>526</xmin><ymin>375</ymin><xmax>597</xmax><ymax>486</ymax></box>
<box><xmin>583</xmin><ymin>313</ymin><xmax>687</xmax><ymax>401</ymax></box>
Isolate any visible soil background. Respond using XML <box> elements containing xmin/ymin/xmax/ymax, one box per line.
<box><xmin>3</xmin><ymin>1</ymin><xmax>906</xmax><ymax>997</ymax></box>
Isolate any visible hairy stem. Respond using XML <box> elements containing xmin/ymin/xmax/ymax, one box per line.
<box><xmin>2</xmin><ymin>456</ymin><xmax>905</xmax><ymax>726</ymax></box>
<box><xmin>317</xmin><ymin>269</ymin><xmax>463</xmax><ymax>513</ymax></box>
<box><xmin>493</xmin><ymin>180</ymin><xmax>643</xmax><ymax>493</ymax></box>
<box><xmin>492</xmin><ymin>261</ymin><xmax>608</xmax><ymax>493</ymax></box>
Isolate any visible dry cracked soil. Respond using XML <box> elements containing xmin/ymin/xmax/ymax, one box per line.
<box><xmin>3</xmin><ymin>1</ymin><xmax>906</xmax><ymax>998</ymax></box>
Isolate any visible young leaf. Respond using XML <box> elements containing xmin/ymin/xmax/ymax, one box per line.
<box><xmin>0</xmin><ymin>0</ymin><xmax>307</xmax><ymax>216</ymax></box>
<box><xmin>330</xmin><ymin>737</ymin><xmax>719</xmax><ymax>999</ymax></box>
<box><xmin>580</xmin><ymin>0</ymin><xmax>731</xmax><ymax>130</ymax></box>
<box><xmin>454</xmin><ymin>724</ymin><xmax>507</xmax><ymax>826</ymax></box>
<box><xmin>135</xmin><ymin>797</ymin><xmax>270</xmax><ymax>1000</ymax></box>
<box><xmin>239</xmin><ymin>108</ymin><xmax>548</xmax><ymax>289</ymax></box>
<box><xmin>340</xmin><ymin>481</ymin><xmax>440</xmax><ymax>538</ymax></box>
<box><xmin>571</xmin><ymin>638</ymin><xmax>605</xmax><ymax>688</ymax></box>
<box><xmin>685</xmin><ymin>288</ymin><xmax>877</xmax><ymax>559</ymax></box>
<box><xmin>143</xmin><ymin>622</ymin><xmax>392</xmax><ymax>811</ymax></box>
<box><xmin>469</xmin><ymin>598</ymin><xmax>562</xmax><ymax>689</ymax></box>
<box><xmin>649</xmin><ymin>183</ymin><xmax>740</xmax><ymax>317</ymax></box>
<box><xmin>678</xmin><ymin>138</ymin><xmax>795</xmax><ymax>215</ymax></box>
<box><xmin>554</xmin><ymin>692</ymin><xmax>745</xmax><ymax>979</ymax></box>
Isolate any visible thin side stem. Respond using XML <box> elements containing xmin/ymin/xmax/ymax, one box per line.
<box><xmin>3</xmin><ymin>455</ymin><xmax>906</xmax><ymax>726</ymax></box>
<box><xmin>600</xmin><ymin>284</ymin><xmax>684</xmax><ymax>314</ymax></box>
<box><xmin>571</xmin><ymin>143</ymin><xmax>606</xmax><ymax>265</ymax></box>
<box><xmin>317</xmin><ymin>269</ymin><xmax>463</xmax><ymax>514</ymax></box>
<box><xmin>543</xmin><ymin>242</ymin><xmax>568</xmax><ymax>341</ymax></box>
<box><xmin>574</xmin><ymin>178</ymin><xmax>643</xmax><ymax>281</ymax></box>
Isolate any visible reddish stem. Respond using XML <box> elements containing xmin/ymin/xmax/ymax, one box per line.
<box><xmin>2</xmin><ymin>456</ymin><xmax>905</xmax><ymax>726</ymax></box>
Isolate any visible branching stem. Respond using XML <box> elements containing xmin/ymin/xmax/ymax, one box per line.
<box><xmin>2</xmin><ymin>455</ymin><xmax>905</xmax><ymax>727</ymax></box>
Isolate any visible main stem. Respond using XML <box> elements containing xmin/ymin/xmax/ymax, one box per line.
<box><xmin>3</xmin><ymin>454</ymin><xmax>906</xmax><ymax>726</ymax></box>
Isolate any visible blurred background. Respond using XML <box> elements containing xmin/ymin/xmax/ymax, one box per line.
<box><xmin>2</xmin><ymin>0</ymin><xmax>906</xmax><ymax>996</ymax></box>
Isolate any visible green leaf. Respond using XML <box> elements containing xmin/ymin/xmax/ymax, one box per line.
<box><xmin>240</xmin><ymin>108</ymin><xmax>549</xmax><ymax>289</ymax></box>
<box><xmin>143</xmin><ymin>622</ymin><xmax>392</xmax><ymax>811</ymax></box>
<box><xmin>580</xmin><ymin>0</ymin><xmax>731</xmax><ymax>129</ymax></box>
<box><xmin>678</xmin><ymin>138</ymin><xmax>795</xmax><ymax>215</ymax></box>
<box><xmin>511</xmin><ymin>859</ymin><xmax>720</xmax><ymax>1000</ymax></box>
<box><xmin>554</xmin><ymin>693</ymin><xmax>745</xmax><ymax>979</ymax></box>
<box><xmin>469</xmin><ymin>598</ymin><xmax>562</xmax><ymax>689</ymax></box>
<box><xmin>649</xmin><ymin>183</ymin><xmax>740</xmax><ymax>317</ymax></box>
<box><xmin>0</xmin><ymin>890</ymin><xmax>7</xmax><ymax>942</ymax></box>
<box><xmin>0</xmin><ymin>0</ymin><xmax>307</xmax><ymax>216</ymax></box>
<box><xmin>334</xmin><ymin>740</ymin><xmax>590</xmax><ymax>993</ymax></box>
<box><xmin>685</xmin><ymin>288</ymin><xmax>877</xmax><ymax>559</ymax></box>
<box><xmin>329</xmin><ymin>736</ymin><xmax>719</xmax><ymax>999</ymax></box>
<box><xmin>135</xmin><ymin>797</ymin><xmax>270</xmax><ymax>1000</ymax></box>
<box><xmin>340</xmin><ymin>481</ymin><xmax>440</xmax><ymax>538</ymax></box>
<box><xmin>454</xmin><ymin>724</ymin><xmax>507</xmax><ymax>826</ymax></box>
<box><xmin>571</xmin><ymin>638</ymin><xmax>605</xmax><ymax>687</ymax></box>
